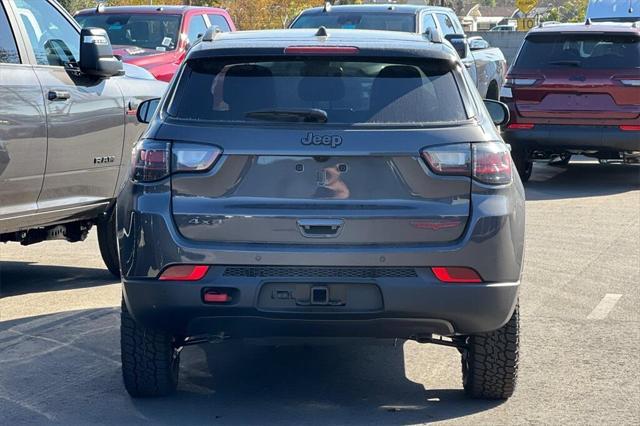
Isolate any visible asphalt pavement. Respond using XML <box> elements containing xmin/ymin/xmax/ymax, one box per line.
<box><xmin>1</xmin><ymin>160</ymin><xmax>639</xmax><ymax>425</ymax></box>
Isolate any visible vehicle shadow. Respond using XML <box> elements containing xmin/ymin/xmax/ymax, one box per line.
<box><xmin>0</xmin><ymin>261</ymin><xmax>117</xmax><ymax>297</ymax></box>
<box><xmin>0</xmin><ymin>308</ymin><xmax>501</xmax><ymax>425</ymax></box>
<box><xmin>525</xmin><ymin>161</ymin><xmax>640</xmax><ymax>201</ymax></box>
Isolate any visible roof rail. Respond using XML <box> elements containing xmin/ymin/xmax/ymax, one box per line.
<box><xmin>202</xmin><ymin>26</ymin><xmax>222</xmax><ymax>42</ymax></box>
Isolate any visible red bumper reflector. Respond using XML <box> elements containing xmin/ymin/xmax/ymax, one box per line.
<box><xmin>432</xmin><ymin>267</ymin><xmax>483</xmax><ymax>283</ymax></box>
<box><xmin>159</xmin><ymin>265</ymin><xmax>209</xmax><ymax>281</ymax></box>
<box><xmin>284</xmin><ymin>46</ymin><xmax>359</xmax><ymax>55</ymax></box>
<box><xmin>507</xmin><ymin>123</ymin><xmax>534</xmax><ymax>130</ymax></box>
<box><xmin>620</xmin><ymin>125</ymin><xmax>640</xmax><ymax>131</ymax></box>
<box><xmin>203</xmin><ymin>291</ymin><xmax>231</xmax><ymax>303</ymax></box>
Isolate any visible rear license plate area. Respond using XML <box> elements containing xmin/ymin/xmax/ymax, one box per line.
<box><xmin>257</xmin><ymin>283</ymin><xmax>383</xmax><ymax>313</ymax></box>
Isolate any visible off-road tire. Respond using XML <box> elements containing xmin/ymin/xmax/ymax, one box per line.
<box><xmin>121</xmin><ymin>300</ymin><xmax>180</xmax><ymax>397</ymax></box>
<box><xmin>461</xmin><ymin>303</ymin><xmax>519</xmax><ymax>400</ymax></box>
<box><xmin>97</xmin><ymin>207</ymin><xmax>120</xmax><ymax>277</ymax></box>
<box><xmin>510</xmin><ymin>147</ymin><xmax>533</xmax><ymax>183</ymax></box>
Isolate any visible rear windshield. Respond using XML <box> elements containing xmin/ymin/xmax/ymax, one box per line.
<box><xmin>166</xmin><ymin>58</ymin><xmax>467</xmax><ymax>125</ymax></box>
<box><xmin>75</xmin><ymin>13</ymin><xmax>181</xmax><ymax>51</ymax></box>
<box><xmin>515</xmin><ymin>33</ymin><xmax>640</xmax><ymax>69</ymax></box>
<box><xmin>291</xmin><ymin>13</ymin><xmax>416</xmax><ymax>33</ymax></box>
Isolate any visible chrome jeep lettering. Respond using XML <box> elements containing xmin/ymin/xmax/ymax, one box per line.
<box><xmin>301</xmin><ymin>132</ymin><xmax>342</xmax><ymax>148</ymax></box>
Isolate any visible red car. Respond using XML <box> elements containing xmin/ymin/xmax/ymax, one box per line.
<box><xmin>501</xmin><ymin>22</ymin><xmax>640</xmax><ymax>181</ymax></box>
<box><xmin>75</xmin><ymin>5</ymin><xmax>236</xmax><ymax>82</ymax></box>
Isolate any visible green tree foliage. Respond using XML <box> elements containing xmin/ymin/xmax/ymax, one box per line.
<box><xmin>545</xmin><ymin>0</ymin><xmax>589</xmax><ymax>22</ymax></box>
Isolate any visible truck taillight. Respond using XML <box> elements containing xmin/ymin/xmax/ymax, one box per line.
<box><xmin>131</xmin><ymin>140</ymin><xmax>222</xmax><ymax>182</ymax></box>
<box><xmin>422</xmin><ymin>142</ymin><xmax>512</xmax><ymax>185</ymax></box>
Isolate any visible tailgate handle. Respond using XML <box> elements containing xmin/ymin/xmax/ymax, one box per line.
<box><xmin>297</xmin><ymin>219</ymin><xmax>344</xmax><ymax>238</ymax></box>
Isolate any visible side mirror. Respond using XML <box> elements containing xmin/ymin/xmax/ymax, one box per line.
<box><xmin>136</xmin><ymin>98</ymin><xmax>160</xmax><ymax>124</ymax></box>
<box><xmin>445</xmin><ymin>34</ymin><xmax>468</xmax><ymax>59</ymax></box>
<box><xmin>469</xmin><ymin>37</ymin><xmax>490</xmax><ymax>51</ymax></box>
<box><xmin>79</xmin><ymin>27</ymin><xmax>123</xmax><ymax>78</ymax></box>
<box><xmin>484</xmin><ymin>99</ymin><xmax>510</xmax><ymax>127</ymax></box>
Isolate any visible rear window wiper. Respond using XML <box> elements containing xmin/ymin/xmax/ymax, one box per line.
<box><xmin>547</xmin><ymin>60</ymin><xmax>581</xmax><ymax>67</ymax></box>
<box><xmin>245</xmin><ymin>108</ymin><xmax>328</xmax><ymax>123</ymax></box>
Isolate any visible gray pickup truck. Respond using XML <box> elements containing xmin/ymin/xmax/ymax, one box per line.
<box><xmin>0</xmin><ymin>0</ymin><xmax>166</xmax><ymax>276</ymax></box>
<box><xmin>290</xmin><ymin>3</ymin><xmax>507</xmax><ymax>100</ymax></box>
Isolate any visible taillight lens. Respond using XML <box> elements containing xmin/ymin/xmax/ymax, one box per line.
<box><xmin>432</xmin><ymin>267</ymin><xmax>483</xmax><ymax>283</ymax></box>
<box><xmin>159</xmin><ymin>265</ymin><xmax>209</xmax><ymax>281</ymax></box>
<box><xmin>131</xmin><ymin>140</ymin><xmax>170</xmax><ymax>182</ymax></box>
<box><xmin>131</xmin><ymin>140</ymin><xmax>222</xmax><ymax>182</ymax></box>
<box><xmin>421</xmin><ymin>142</ymin><xmax>512</xmax><ymax>185</ymax></box>
<box><xmin>421</xmin><ymin>143</ymin><xmax>471</xmax><ymax>176</ymax></box>
<box><xmin>473</xmin><ymin>143</ymin><xmax>512</xmax><ymax>185</ymax></box>
<box><xmin>172</xmin><ymin>143</ymin><xmax>222</xmax><ymax>173</ymax></box>
<box><xmin>505</xmin><ymin>77</ymin><xmax>539</xmax><ymax>86</ymax></box>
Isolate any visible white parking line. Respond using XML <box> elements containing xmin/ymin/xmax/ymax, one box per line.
<box><xmin>587</xmin><ymin>294</ymin><xmax>622</xmax><ymax>320</ymax></box>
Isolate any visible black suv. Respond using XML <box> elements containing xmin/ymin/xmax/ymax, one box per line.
<box><xmin>119</xmin><ymin>28</ymin><xmax>525</xmax><ymax>399</ymax></box>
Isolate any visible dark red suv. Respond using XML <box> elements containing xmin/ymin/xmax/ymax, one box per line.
<box><xmin>501</xmin><ymin>22</ymin><xmax>640</xmax><ymax>181</ymax></box>
<box><xmin>75</xmin><ymin>5</ymin><xmax>236</xmax><ymax>82</ymax></box>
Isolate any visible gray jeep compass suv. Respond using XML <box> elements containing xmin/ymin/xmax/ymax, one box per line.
<box><xmin>118</xmin><ymin>28</ymin><xmax>525</xmax><ymax>400</ymax></box>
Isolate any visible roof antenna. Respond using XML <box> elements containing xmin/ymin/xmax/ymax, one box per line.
<box><xmin>95</xmin><ymin>0</ymin><xmax>106</xmax><ymax>13</ymax></box>
<box><xmin>629</xmin><ymin>0</ymin><xmax>634</xmax><ymax>14</ymax></box>
<box><xmin>315</xmin><ymin>26</ymin><xmax>329</xmax><ymax>37</ymax></box>
<box><xmin>323</xmin><ymin>2</ymin><xmax>332</xmax><ymax>13</ymax></box>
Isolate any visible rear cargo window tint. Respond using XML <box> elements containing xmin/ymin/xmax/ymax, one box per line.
<box><xmin>291</xmin><ymin>13</ymin><xmax>416</xmax><ymax>32</ymax></box>
<box><xmin>515</xmin><ymin>33</ymin><xmax>640</xmax><ymax>69</ymax></box>
<box><xmin>167</xmin><ymin>58</ymin><xmax>467</xmax><ymax>125</ymax></box>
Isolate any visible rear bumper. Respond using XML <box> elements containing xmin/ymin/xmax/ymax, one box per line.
<box><xmin>117</xmin><ymin>178</ymin><xmax>525</xmax><ymax>339</ymax></box>
<box><xmin>122</xmin><ymin>275</ymin><xmax>519</xmax><ymax>337</ymax></box>
<box><xmin>504</xmin><ymin>124</ymin><xmax>640</xmax><ymax>152</ymax></box>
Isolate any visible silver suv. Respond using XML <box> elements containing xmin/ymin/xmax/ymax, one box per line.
<box><xmin>118</xmin><ymin>28</ymin><xmax>525</xmax><ymax>399</ymax></box>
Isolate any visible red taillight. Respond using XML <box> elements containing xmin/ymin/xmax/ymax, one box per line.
<box><xmin>284</xmin><ymin>46</ymin><xmax>359</xmax><ymax>55</ymax></box>
<box><xmin>432</xmin><ymin>267</ymin><xmax>482</xmax><ymax>283</ymax></box>
<box><xmin>507</xmin><ymin>123</ymin><xmax>534</xmax><ymax>130</ymax></box>
<box><xmin>422</xmin><ymin>142</ymin><xmax>511</xmax><ymax>185</ymax></box>
<box><xmin>159</xmin><ymin>265</ymin><xmax>209</xmax><ymax>281</ymax></box>
<box><xmin>203</xmin><ymin>291</ymin><xmax>231</xmax><ymax>303</ymax></box>
<box><xmin>473</xmin><ymin>143</ymin><xmax>512</xmax><ymax>185</ymax></box>
<box><xmin>131</xmin><ymin>140</ymin><xmax>170</xmax><ymax>182</ymax></box>
<box><xmin>620</xmin><ymin>125</ymin><xmax>640</xmax><ymax>131</ymax></box>
<box><xmin>131</xmin><ymin>140</ymin><xmax>222</xmax><ymax>182</ymax></box>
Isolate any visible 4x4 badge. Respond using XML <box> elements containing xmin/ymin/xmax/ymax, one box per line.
<box><xmin>301</xmin><ymin>132</ymin><xmax>342</xmax><ymax>148</ymax></box>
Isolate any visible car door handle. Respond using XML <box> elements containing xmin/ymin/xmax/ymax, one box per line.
<box><xmin>48</xmin><ymin>90</ymin><xmax>71</xmax><ymax>101</ymax></box>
